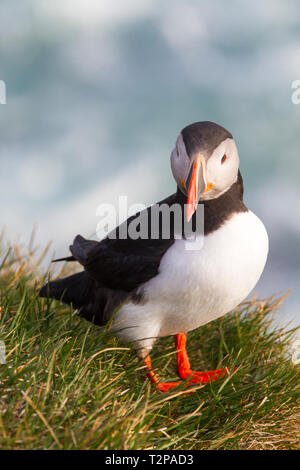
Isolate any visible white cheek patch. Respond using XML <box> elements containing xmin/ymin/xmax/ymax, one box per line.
<box><xmin>210</xmin><ymin>138</ymin><xmax>238</xmax><ymax>164</ymax></box>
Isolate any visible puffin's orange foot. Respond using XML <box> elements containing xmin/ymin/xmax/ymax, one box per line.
<box><xmin>143</xmin><ymin>355</ymin><xmax>200</xmax><ymax>393</ymax></box>
<box><xmin>175</xmin><ymin>333</ymin><xmax>234</xmax><ymax>384</ymax></box>
<box><xmin>156</xmin><ymin>381</ymin><xmax>183</xmax><ymax>392</ymax></box>
<box><xmin>143</xmin><ymin>355</ymin><xmax>192</xmax><ymax>393</ymax></box>
<box><xmin>143</xmin><ymin>356</ymin><xmax>183</xmax><ymax>392</ymax></box>
<box><xmin>179</xmin><ymin>367</ymin><xmax>229</xmax><ymax>384</ymax></box>
<box><xmin>142</xmin><ymin>333</ymin><xmax>235</xmax><ymax>394</ymax></box>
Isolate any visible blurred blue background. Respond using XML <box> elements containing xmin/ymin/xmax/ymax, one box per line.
<box><xmin>1</xmin><ymin>0</ymin><xmax>300</xmax><ymax>325</ymax></box>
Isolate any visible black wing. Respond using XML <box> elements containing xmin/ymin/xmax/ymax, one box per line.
<box><xmin>69</xmin><ymin>192</ymin><xmax>182</xmax><ymax>292</ymax></box>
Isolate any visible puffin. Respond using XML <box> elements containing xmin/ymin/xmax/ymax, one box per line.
<box><xmin>39</xmin><ymin>121</ymin><xmax>269</xmax><ymax>392</ymax></box>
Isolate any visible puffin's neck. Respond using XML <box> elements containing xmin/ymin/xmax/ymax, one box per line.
<box><xmin>175</xmin><ymin>170</ymin><xmax>248</xmax><ymax>235</ymax></box>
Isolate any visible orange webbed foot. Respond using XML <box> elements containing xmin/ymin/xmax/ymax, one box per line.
<box><xmin>179</xmin><ymin>367</ymin><xmax>230</xmax><ymax>384</ymax></box>
<box><xmin>141</xmin><ymin>333</ymin><xmax>235</xmax><ymax>393</ymax></box>
<box><xmin>175</xmin><ymin>333</ymin><xmax>234</xmax><ymax>384</ymax></box>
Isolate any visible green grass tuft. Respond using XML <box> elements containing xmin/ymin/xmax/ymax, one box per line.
<box><xmin>0</xmin><ymin>239</ymin><xmax>299</xmax><ymax>450</ymax></box>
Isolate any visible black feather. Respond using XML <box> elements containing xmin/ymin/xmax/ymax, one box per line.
<box><xmin>69</xmin><ymin>235</ymin><xmax>98</xmax><ymax>264</ymax></box>
<box><xmin>39</xmin><ymin>271</ymin><xmax>128</xmax><ymax>325</ymax></box>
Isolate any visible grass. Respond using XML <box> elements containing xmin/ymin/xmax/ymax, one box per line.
<box><xmin>0</xmin><ymin>238</ymin><xmax>299</xmax><ymax>450</ymax></box>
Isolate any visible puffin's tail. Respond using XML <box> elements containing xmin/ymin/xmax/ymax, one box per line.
<box><xmin>39</xmin><ymin>235</ymin><xmax>126</xmax><ymax>326</ymax></box>
<box><xmin>39</xmin><ymin>271</ymin><xmax>95</xmax><ymax>307</ymax></box>
<box><xmin>39</xmin><ymin>271</ymin><xmax>103</xmax><ymax>321</ymax></box>
<box><xmin>39</xmin><ymin>235</ymin><xmax>99</xmax><ymax>305</ymax></box>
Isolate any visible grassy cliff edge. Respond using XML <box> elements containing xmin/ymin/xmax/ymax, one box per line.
<box><xmin>0</xmin><ymin>241</ymin><xmax>299</xmax><ymax>450</ymax></box>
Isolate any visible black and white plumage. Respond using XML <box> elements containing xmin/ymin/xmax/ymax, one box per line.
<box><xmin>40</xmin><ymin>121</ymin><xmax>268</xmax><ymax>368</ymax></box>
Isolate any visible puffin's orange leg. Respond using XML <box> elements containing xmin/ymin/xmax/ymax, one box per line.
<box><xmin>143</xmin><ymin>355</ymin><xmax>182</xmax><ymax>392</ymax></box>
<box><xmin>175</xmin><ymin>333</ymin><xmax>229</xmax><ymax>384</ymax></box>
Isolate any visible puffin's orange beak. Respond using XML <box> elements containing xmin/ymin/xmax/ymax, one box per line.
<box><xmin>186</xmin><ymin>156</ymin><xmax>213</xmax><ymax>222</ymax></box>
<box><xmin>186</xmin><ymin>159</ymin><xmax>200</xmax><ymax>222</ymax></box>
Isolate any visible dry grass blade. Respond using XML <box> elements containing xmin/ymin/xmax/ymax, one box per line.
<box><xmin>21</xmin><ymin>391</ymin><xmax>62</xmax><ymax>449</ymax></box>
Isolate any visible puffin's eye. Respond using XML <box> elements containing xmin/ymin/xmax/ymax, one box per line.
<box><xmin>221</xmin><ymin>154</ymin><xmax>227</xmax><ymax>164</ymax></box>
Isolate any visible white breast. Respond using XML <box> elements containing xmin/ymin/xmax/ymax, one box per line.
<box><xmin>113</xmin><ymin>211</ymin><xmax>268</xmax><ymax>352</ymax></box>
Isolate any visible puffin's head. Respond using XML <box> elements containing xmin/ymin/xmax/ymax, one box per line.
<box><xmin>170</xmin><ymin>121</ymin><xmax>240</xmax><ymax>221</ymax></box>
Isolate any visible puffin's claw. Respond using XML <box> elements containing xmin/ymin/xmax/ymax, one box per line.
<box><xmin>142</xmin><ymin>333</ymin><xmax>234</xmax><ymax>393</ymax></box>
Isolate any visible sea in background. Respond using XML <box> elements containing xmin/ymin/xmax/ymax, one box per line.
<box><xmin>0</xmin><ymin>0</ymin><xmax>300</xmax><ymax>327</ymax></box>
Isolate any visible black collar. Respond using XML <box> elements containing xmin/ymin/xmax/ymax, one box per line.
<box><xmin>173</xmin><ymin>170</ymin><xmax>248</xmax><ymax>235</ymax></box>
